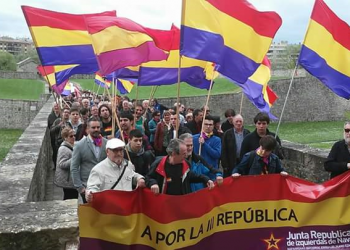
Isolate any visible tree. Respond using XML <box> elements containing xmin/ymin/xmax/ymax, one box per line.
<box><xmin>0</xmin><ymin>51</ymin><xmax>17</xmax><ymax>71</ymax></box>
<box><xmin>15</xmin><ymin>48</ymin><xmax>40</xmax><ymax>64</ymax></box>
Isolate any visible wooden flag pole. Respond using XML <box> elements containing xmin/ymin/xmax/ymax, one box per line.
<box><xmin>198</xmin><ymin>73</ymin><xmax>215</xmax><ymax>156</ymax></box>
<box><xmin>104</xmin><ymin>84</ymin><xmax>131</xmax><ymax>162</ymax></box>
<box><xmin>111</xmin><ymin>78</ymin><xmax>116</xmax><ymax>137</ymax></box>
<box><xmin>175</xmin><ymin>55</ymin><xmax>182</xmax><ymax>139</ymax></box>
<box><xmin>275</xmin><ymin>62</ymin><xmax>299</xmax><ymax>138</ymax></box>
<box><xmin>133</xmin><ymin>84</ymin><xmax>139</xmax><ymax>130</ymax></box>
<box><xmin>239</xmin><ymin>92</ymin><xmax>244</xmax><ymax>115</ymax></box>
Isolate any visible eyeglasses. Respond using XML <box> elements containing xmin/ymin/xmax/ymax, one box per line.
<box><xmin>345</xmin><ymin>129</ymin><xmax>350</xmax><ymax>133</ymax></box>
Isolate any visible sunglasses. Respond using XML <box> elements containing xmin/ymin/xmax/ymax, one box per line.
<box><xmin>345</xmin><ymin>129</ymin><xmax>350</xmax><ymax>133</ymax></box>
<box><xmin>68</xmin><ymin>135</ymin><xmax>75</xmax><ymax>138</ymax></box>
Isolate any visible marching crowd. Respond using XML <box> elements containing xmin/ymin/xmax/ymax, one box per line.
<box><xmin>47</xmin><ymin>92</ymin><xmax>350</xmax><ymax>203</ymax></box>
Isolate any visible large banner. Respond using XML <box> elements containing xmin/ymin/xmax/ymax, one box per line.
<box><xmin>79</xmin><ymin>173</ymin><xmax>350</xmax><ymax>250</ymax></box>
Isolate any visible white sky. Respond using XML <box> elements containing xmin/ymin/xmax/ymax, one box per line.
<box><xmin>1</xmin><ymin>0</ymin><xmax>350</xmax><ymax>43</ymax></box>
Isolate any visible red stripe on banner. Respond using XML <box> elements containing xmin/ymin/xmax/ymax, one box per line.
<box><xmin>22</xmin><ymin>6</ymin><xmax>116</xmax><ymax>30</ymax></box>
<box><xmin>266</xmin><ymin>86</ymin><xmax>278</xmax><ymax>105</ymax></box>
<box><xmin>88</xmin><ymin>173</ymin><xmax>350</xmax><ymax>224</ymax></box>
<box><xmin>311</xmin><ymin>0</ymin><xmax>350</xmax><ymax>51</ymax></box>
<box><xmin>206</xmin><ymin>0</ymin><xmax>282</xmax><ymax>38</ymax></box>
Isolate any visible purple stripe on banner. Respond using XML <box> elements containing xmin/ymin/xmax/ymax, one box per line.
<box><xmin>112</xmin><ymin>68</ymin><xmax>139</xmax><ymax>79</ymax></box>
<box><xmin>116</xmin><ymin>79</ymin><xmax>129</xmax><ymax>95</ymax></box>
<box><xmin>79</xmin><ymin>237</ymin><xmax>155</xmax><ymax>250</ymax></box>
<box><xmin>55</xmin><ymin>63</ymin><xmax>98</xmax><ymax>84</ymax></box>
<box><xmin>80</xmin><ymin>224</ymin><xmax>350</xmax><ymax>250</ymax></box>
<box><xmin>299</xmin><ymin>45</ymin><xmax>350</xmax><ymax>99</ymax></box>
<box><xmin>180</xmin><ymin>25</ymin><xmax>259</xmax><ymax>84</ymax></box>
<box><xmin>97</xmin><ymin>41</ymin><xmax>168</xmax><ymax>76</ymax></box>
<box><xmin>139</xmin><ymin>66</ymin><xmax>211</xmax><ymax>89</ymax></box>
<box><xmin>37</xmin><ymin>45</ymin><xmax>97</xmax><ymax>66</ymax></box>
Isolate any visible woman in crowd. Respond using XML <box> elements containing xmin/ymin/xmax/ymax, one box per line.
<box><xmin>54</xmin><ymin>127</ymin><xmax>78</xmax><ymax>200</ymax></box>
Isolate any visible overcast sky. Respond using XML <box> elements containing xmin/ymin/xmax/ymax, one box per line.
<box><xmin>1</xmin><ymin>0</ymin><xmax>350</xmax><ymax>44</ymax></box>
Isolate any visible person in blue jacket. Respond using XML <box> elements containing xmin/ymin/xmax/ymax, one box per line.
<box><xmin>192</xmin><ymin>116</ymin><xmax>222</xmax><ymax>181</ymax></box>
<box><xmin>180</xmin><ymin>133</ymin><xmax>223</xmax><ymax>191</ymax></box>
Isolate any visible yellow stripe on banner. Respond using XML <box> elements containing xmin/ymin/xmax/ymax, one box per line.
<box><xmin>183</xmin><ymin>0</ymin><xmax>272</xmax><ymax>63</ymax></box>
<box><xmin>143</xmin><ymin>50</ymin><xmax>208</xmax><ymax>69</ymax></box>
<box><xmin>119</xmin><ymin>79</ymin><xmax>134</xmax><ymax>92</ymax></box>
<box><xmin>126</xmin><ymin>66</ymin><xmax>140</xmax><ymax>72</ymax></box>
<box><xmin>47</xmin><ymin>73</ymin><xmax>56</xmax><ymax>86</ymax></box>
<box><xmin>248</xmin><ymin>64</ymin><xmax>270</xmax><ymax>86</ymax></box>
<box><xmin>30</xmin><ymin>27</ymin><xmax>91</xmax><ymax>47</ymax></box>
<box><xmin>53</xmin><ymin>64</ymin><xmax>79</xmax><ymax>73</ymax></box>
<box><xmin>90</xmin><ymin>26</ymin><xmax>153</xmax><ymax>55</ymax></box>
<box><xmin>79</xmin><ymin>196</ymin><xmax>350</xmax><ymax>250</ymax></box>
<box><xmin>304</xmin><ymin>20</ymin><xmax>350</xmax><ymax>77</ymax></box>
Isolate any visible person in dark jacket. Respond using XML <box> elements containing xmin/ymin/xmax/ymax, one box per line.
<box><xmin>185</xmin><ymin>109</ymin><xmax>204</xmax><ymax>135</ymax></box>
<box><xmin>180</xmin><ymin>133</ymin><xmax>223</xmax><ymax>191</ymax></box>
<box><xmin>232</xmin><ymin>135</ymin><xmax>288</xmax><ymax>177</ymax></box>
<box><xmin>125</xmin><ymin>129</ymin><xmax>155</xmax><ymax>176</ymax></box>
<box><xmin>324</xmin><ymin>122</ymin><xmax>350</xmax><ymax>179</ymax></box>
<box><xmin>221</xmin><ymin>114</ymin><xmax>250</xmax><ymax>177</ymax></box>
<box><xmin>221</xmin><ymin>109</ymin><xmax>236</xmax><ymax>132</ymax></box>
<box><xmin>48</xmin><ymin>102</ymin><xmax>61</xmax><ymax>129</ymax></box>
<box><xmin>145</xmin><ymin>139</ymin><xmax>215</xmax><ymax>195</ymax></box>
<box><xmin>240</xmin><ymin>112</ymin><xmax>283</xmax><ymax>160</ymax></box>
<box><xmin>167</xmin><ymin>113</ymin><xmax>192</xmax><ymax>141</ymax></box>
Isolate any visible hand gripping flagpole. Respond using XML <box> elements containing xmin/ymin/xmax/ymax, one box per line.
<box><xmin>275</xmin><ymin>62</ymin><xmax>299</xmax><ymax>139</ymax></box>
<box><xmin>199</xmin><ymin>66</ymin><xmax>216</xmax><ymax>156</ymax></box>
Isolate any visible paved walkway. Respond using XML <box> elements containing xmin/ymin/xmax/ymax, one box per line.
<box><xmin>45</xmin><ymin>161</ymin><xmax>64</xmax><ymax>201</ymax></box>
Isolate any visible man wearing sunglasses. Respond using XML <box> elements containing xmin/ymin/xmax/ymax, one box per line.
<box><xmin>324</xmin><ymin>122</ymin><xmax>350</xmax><ymax>179</ymax></box>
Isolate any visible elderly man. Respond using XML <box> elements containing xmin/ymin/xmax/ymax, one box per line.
<box><xmin>180</xmin><ymin>133</ymin><xmax>223</xmax><ymax>191</ymax></box>
<box><xmin>71</xmin><ymin>117</ymin><xmax>107</xmax><ymax>203</ymax></box>
<box><xmin>221</xmin><ymin>114</ymin><xmax>250</xmax><ymax>177</ymax></box>
<box><xmin>324</xmin><ymin>122</ymin><xmax>350</xmax><ymax>179</ymax></box>
<box><xmin>85</xmin><ymin>138</ymin><xmax>145</xmax><ymax>203</ymax></box>
<box><xmin>48</xmin><ymin>102</ymin><xmax>61</xmax><ymax>129</ymax></box>
<box><xmin>146</xmin><ymin>138</ymin><xmax>215</xmax><ymax>195</ymax></box>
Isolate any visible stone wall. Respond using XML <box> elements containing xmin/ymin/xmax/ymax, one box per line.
<box><xmin>0</xmin><ymin>97</ymin><xmax>78</xmax><ymax>249</ymax></box>
<box><xmin>0</xmin><ymin>71</ymin><xmax>39</xmax><ymax>79</ymax></box>
<box><xmin>156</xmin><ymin>76</ymin><xmax>350</xmax><ymax>124</ymax></box>
<box><xmin>0</xmin><ymin>94</ymin><xmax>50</xmax><ymax>129</ymax></box>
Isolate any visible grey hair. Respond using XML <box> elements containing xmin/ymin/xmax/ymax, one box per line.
<box><xmin>166</xmin><ymin>138</ymin><xmax>185</xmax><ymax>156</ymax></box>
<box><xmin>179</xmin><ymin>133</ymin><xmax>192</xmax><ymax>141</ymax></box>
<box><xmin>344</xmin><ymin>121</ymin><xmax>350</xmax><ymax>127</ymax></box>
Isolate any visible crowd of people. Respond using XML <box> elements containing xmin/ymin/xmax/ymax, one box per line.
<box><xmin>47</xmin><ymin>92</ymin><xmax>349</xmax><ymax>202</ymax></box>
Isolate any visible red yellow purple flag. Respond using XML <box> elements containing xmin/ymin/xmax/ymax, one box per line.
<box><xmin>85</xmin><ymin>16</ymin><xmax>172</xmax><ymax>76</ymax></box>
<box><xmin>79</xmin><ymin>173</ymin><xmax>350</xmax><ymax>249</ymax></box>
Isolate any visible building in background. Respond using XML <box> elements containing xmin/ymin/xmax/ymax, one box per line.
<box><xmin>0</xmin><ymin>37</ymin><xmax>34</xmax><ymax>55</ymax></box>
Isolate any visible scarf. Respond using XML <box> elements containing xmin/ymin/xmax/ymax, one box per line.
<box><xmin>256</xmin><ymin>147</ymin><xmax>269</xmax><ymax>175</ymax></box>
<box><xmin>201</xmin><ymin>132</ymin><xmax>213</xmax><ymax>140</ymax></box>
<box><xmin>92</xmin><ymin>135</ymin><xmax>103</xmax><ymax>147</ymax></box>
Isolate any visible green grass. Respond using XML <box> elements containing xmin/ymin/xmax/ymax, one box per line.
<box><xmin>0</xmin><ymin>79</ymin><xmax>45</xmax><ymax>100</ymax></box>
<box><xmin>73</xmin><ymin>77</ymin><xmax>240</xmax><ymax>99</ymax></box>
<box><xmin>0</xmin><ymin>129</ymin><xmax>23</xmax><ymax>162</ymax></box>
<box><xmin>246</xmin><ymin>121</ymin><xmax>344</xmax><ymax>150</ymax></box>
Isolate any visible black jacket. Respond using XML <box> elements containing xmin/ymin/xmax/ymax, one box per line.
<box><xmin>167</xmin><ymin>125</ymin><xmax>192</xmax><ymax>141</ymax></box>
<box><xmin>324</xmin><ymin>140</ymin><xmax>350</xmax><ymax>179</ymax></box>
<box><xmin>125</xmin><ymin>149</ymin><xmax>155</xmax><ymax>176</ymax></box>
<box><xmin>221</xmin><ymin>128</ymin><xmax>250</xmax><ymax>177</ymax></box>
<box><xmin>185</xmin><ymin>120</ymin><xmax>201</xmax><ymax>135</ymax></box>
<box><xmin>221</xmin><ymin>120</ymin><xmax>234</xmax><ymax>132</ymax></box>
<box><xmin>240</xmin><ymin>129</ymin><xmax>282</xmax><ymax>160</ymax></box>
<box><xmin>145</xmin><ymin>156</ymin><xmax>210</xmax><ymax>195</ymax></box>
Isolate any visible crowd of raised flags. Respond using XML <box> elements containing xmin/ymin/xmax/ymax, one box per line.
<box><xmin>23</xmin><ymin>0</ymin><xmax>350</xmax><ymax>119</ymax></box>
<box><xmin>24</xmin><ymin>0</ymin><xmax>350</xmax><ymax>248</ymax></box>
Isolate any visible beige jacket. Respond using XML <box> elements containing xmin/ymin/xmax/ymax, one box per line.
<box><xmin>87</xmin><ymin>158</ymin><xmax>143</xmax><ymax>192</ymax></box>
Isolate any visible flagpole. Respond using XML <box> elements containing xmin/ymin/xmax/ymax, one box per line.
<box><xmin>275</xmin><ymin>62</ymin><xmax>299</xmax><ymax>138</ymax></box>
<box><xmin>133</xmin><ymin>84</ymin><xmax>139</xmax><ymax>129</ymax></box>
<box><xmin>239</xmin><ymin>92</ymin><xmax>244</xmax><ymax>115</ymax></box>
<box><xmin>175</xmin><ymin>55</ymin><xmax>182</xmax><ymax>139</ymax></box>
<box><xmin>199</xmin><ymin>70</ymin><xmax>216</xmax><ymax>156</ymax></box>
<box><xmin>104</xmin><ymin>84</ymin><xmax>131</xmax><ymax>162</ymax></box>
<box><xmin>111</xmin><ymin>77</ymin><xmax>116</xmax><ymax>137</ymax></box>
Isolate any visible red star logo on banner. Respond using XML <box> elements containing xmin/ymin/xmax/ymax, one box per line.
<box><xmin>263</xmin><ymin>233</ymin><xmax>282</xmax><ymax>250</ymax></box>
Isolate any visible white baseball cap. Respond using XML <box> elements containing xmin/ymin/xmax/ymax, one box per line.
<box><xmin>106</xmin><ymin>138</ymin><xmax>125</xmax><ymax>149</ymax></box>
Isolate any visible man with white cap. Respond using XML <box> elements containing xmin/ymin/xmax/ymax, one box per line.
<box><xmin>85</xmin><ymin>138</ymin><xmax>145</xmax><ymax>203</ymax></box>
